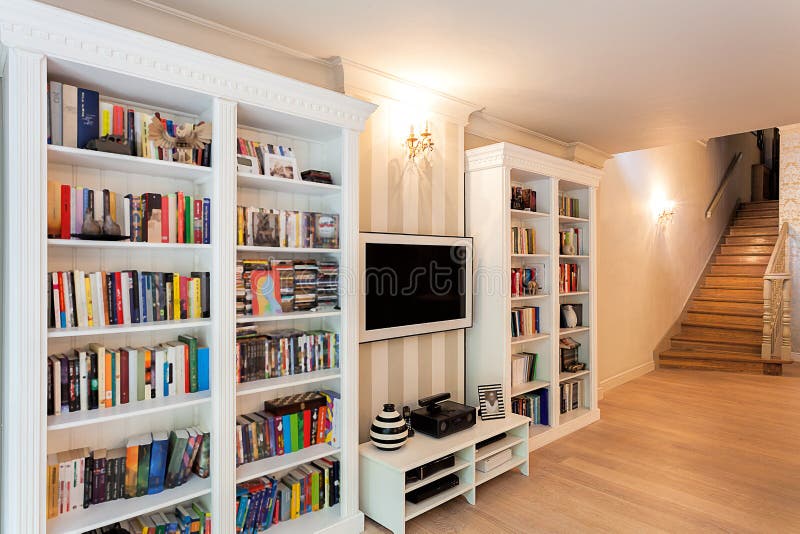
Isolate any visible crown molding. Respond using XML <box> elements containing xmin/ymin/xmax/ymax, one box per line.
<box><xmin>466</xmin><ymin>142</ymin><xmax>602</xmax><ymax>187</ymax></box>
<box><xmin>330</xmin><ymin>56</ymin><xmax>481</xmax><ymax>126</ymax></box>
<box><xmin>466</xmin><ymin>112</ymin><xmax>611</xmax><ymax>169</ymax></box>
<box><xmin>0</xmin><ymin>0</ymin><xmax>375</xmax><ymax>131</ymax></box>
<box><xmin>128</xmin><ymin>0</ymin><xmax>330</xmax><ymax>67</ymax></box>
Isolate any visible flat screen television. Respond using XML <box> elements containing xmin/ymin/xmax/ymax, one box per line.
<box><xmin>360</xmin><ymin>232</ymin><xmax>473</xmax><ymax>343</ymax></box>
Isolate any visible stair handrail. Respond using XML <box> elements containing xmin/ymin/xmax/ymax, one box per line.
<box><xmin>706</xmin><ymin>152</ymin><xmax>743</xmax><ymax>218</ymax></box>
<box><xmin>762</xmin><ymin>221</ymin><xmax>791</xmax><ymax>361</ymax></box>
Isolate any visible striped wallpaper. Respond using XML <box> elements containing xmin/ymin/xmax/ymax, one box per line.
<box><xmin>357</xmin><ymin>97</ymin><xmax>466</xmax><ymax>443</ymax></box>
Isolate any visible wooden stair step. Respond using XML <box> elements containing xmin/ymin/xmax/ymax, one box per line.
<box><xmin>733</xmin><ymin>217</ymin><xmax>779</xmax><ymax>227</ymax></box>
<box><xmin>683</xmin><ymin>312</ymin><xmax>762</xmax><ymax>330</ymax></box>
<box><xmin>709</xmin><ymin>264</ymin><xmax>766</xmax><ymax>275</ymax></box>
<box><xmin>678</xmin><ymin>325</ymin><xmax>761</xmax><ymax>343</ymax></box>
<box><xmin>719</xmin><ymin>245</ymin><xmax>774</xmax><ymax>255</ymax></box>
<box><xmin>670</xmin><ymin>336</ymin><xmax>761</xmax><ymax>354</ymax></box>
<box><xmin>736</xmin><ymin>211</ymin><xmax>779</xmax><ymax>220</ymax></box>
<box><xmin>695</xmin><ymin>287</ymin><xmax>762</xmax><ymax>300</ymax></box>
<box><xmin>740</xmin><ymin>200</ymin><xmax>778</xmax><ymax>207</ymax></box>
<box><xmin>703</xmin><ymin>276</ymin><xmax>763</xmax><ymax>289</ymax></box>
<box><xmin>688</xmin><ymin>300</ymin><xmax>762</xmax><ymax>314</ymax></box>
<box><xmin>723</xmin><ymin>235</ymin><xmax>777</xmax><ymax>246</ymax></box>
<box><xmin>660</xmin><ymin>349</ymin><xmax>774</xmax><ymax>363</ymax></box>
<box><xmin>712</xmin><ymin>255</ymin><xmax>769</xmax><ymax>265</ymax></box>
<box><xmin>726</xmin><ymin>226</ymin><xmax>778</xmax><ymax>237</ymax></box>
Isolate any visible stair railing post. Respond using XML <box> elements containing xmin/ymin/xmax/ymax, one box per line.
<box><xmin>782</xmin><ymin>278</ymin><xmax>792</xmax><ymax>360</ymax></box>
<box><xmin>762</xmin><ymin>278</ymin><xmax>774</xmax><ymax>360</ymax></box>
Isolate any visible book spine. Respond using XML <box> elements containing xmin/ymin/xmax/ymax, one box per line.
<box><xmin>202</xmin><ymin>197</ymin><xmax>211</xmax><ymax>244</ymax></box>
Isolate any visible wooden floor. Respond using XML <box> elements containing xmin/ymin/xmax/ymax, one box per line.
<box><xmin>364</xmin><ymin>369</ymin><xmax>800</xmax><ymax>533</ymax></box>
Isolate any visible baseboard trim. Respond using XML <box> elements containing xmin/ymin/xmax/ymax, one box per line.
<box><xmin>529</xmin><ymin>409</ymin><xmax>600</xmax><ymax>450</ymax></box>
<box><xmin>792</xmin><ymin>352</ymin><xmax>800</xmax><ymax>362</ymax></box>
<box><xmin>600</xmin><ymin>361</ymin><xmax>655</xmax><ymax>391</ymax></box>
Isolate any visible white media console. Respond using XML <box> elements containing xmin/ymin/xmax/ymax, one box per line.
<box><xmin>359</xmin><ymin>413</ymin><xmax>530</xmax><ymax>534</ymax></box>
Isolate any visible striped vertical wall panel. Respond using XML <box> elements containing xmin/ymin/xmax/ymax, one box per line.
<box><xmin>358</xmin><ymin>100</ymin><xmax>466</xmax><ymax>443</ymax></box>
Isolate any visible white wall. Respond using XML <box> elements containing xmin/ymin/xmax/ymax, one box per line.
<box><xmin>597</xmin><ymin>134</ymin><xmax>758</xmax><ymax>386</ymax></box>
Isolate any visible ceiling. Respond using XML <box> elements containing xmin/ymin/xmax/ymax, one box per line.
<box><xmin>141</xmin><ymin>0</ymin><xmax>800</xmax><ymax>154</ymax></box>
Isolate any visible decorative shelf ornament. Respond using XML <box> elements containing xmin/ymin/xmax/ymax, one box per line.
<box><xmin>369</xmin><ymin>403</ymin><xmax>409</xmax><ymax>451</ymax></box>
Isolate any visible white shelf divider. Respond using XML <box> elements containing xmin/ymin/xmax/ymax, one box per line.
<box><xmin>47</xmin><ymin>319</ymin><xmax>212</xmax><ymax>338</ymax></box>
<box><xmin>236</xmin><ymin>368</ymin><xmax>341</xmax><ymax>397</ymax></box>
<box><xmin>236</xmin><ymin>444</ymin><xmax>341</xmax><ymax>484</ymax></box>
<box><xmin>45</xmin><ymin>476</ymin><xmax>211</xmax><ymax>534</ymax></box>
<box><xmin>48</xmin><ymin>390</ymin><xmax>211</xmax><ymax>431</ymax></box>
<box><xmin>237</xmin><ymin>172</ymin><xmax>341</xmax><ymax>195</ymax></box>
<box><xmin>236</xmin><ymin>310</ymin><xmax>340</xmax><ymax>324</ymax></box>
<box><xmin>510</xmin><ymin>379</ymin><xmax>550</xmax><ymax>397</ymax></box>
<box><xmin>48</xmin><ymin>239</ymin><xmax>211</xmax><ymax>251</ymax></box>
<box><xmin>48</xmin><ymin>145</ymin><xmax>213</xmax><ymax>182</ymax></box>
<box><xmin>237</xmin><ymin>245</ymin><xmax>340</xmax><ymax>255</ymax></box>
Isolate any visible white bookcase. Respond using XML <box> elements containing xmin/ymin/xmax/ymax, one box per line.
<box><xmin>465</xmin><ymin>142</ymin><xmax>601</xmax><ymax>450</ymax></box>
<box><xmin>0</xmin><ymin>2</ymin><xmax>375</xmax><ymax>533</ymax></box>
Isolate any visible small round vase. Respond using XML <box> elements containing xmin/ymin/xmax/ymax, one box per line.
<box><xmin>370</xmin><ymin>403</ymin><xmax>409</xmax><ymax>451</ymax></box>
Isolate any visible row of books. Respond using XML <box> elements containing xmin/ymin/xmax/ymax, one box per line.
<box><xmin>511</xmin><ymin>226</ymin><xmax>536</xmax><ymax>255</ymax></box>
<box><xmin>47</xmin><ymin>182</ymin><xmax>211</xmax><ymax>244</ymax></box>
<box><xmin>511</xmin><ymin>352</ymin><xmax>538</xmax><ymax>387</ymax></box>
<box><xmin>235</xmin><ymin>328</ymin><xmax>339</xmax><ymax>384</ymax></box>
<box><xmin>47</xmin><ymin>81</ymin><xmax>211</xmax><ymax>166</ymax></box>
<box><xmin>235</xmin><ymin>457</ymin><xmax>340</xmax><ymax>532</ymax></box>
<box><xmin>559</xmin><ymin>263</ymin><xmax>580</xmax><ymax>294</ymax></box>
<box><xmin>85</xmin><ymin>500</ymin><xmax>210</xmax><ymax>534</ymax></box>
<box><xmin>512</xmin><ymin>389</ymin><xmax>549</xmax><ymax>426</ymax></box>
<box><xmin>48</xmin><ymin>270</ymin><xmax>210</xmax><ymax>330</ymax></box>
<box><xmin>560</xmin><ymin>379</ymin><xmax>586</xmax><ymax>414</ymax></box>
<box><xmin>511</xmin><ymin>185</ymin><xmax>537</xmax><ymax>212</ymax></box>
<box><xmin>236</xmin><ymin>259</ymin><xmax>338</xmax><ymax>316</ymax></box>
<box><xmin>511</xmin><ymin>265</ymin><xmax>545</xmax><ymax>297</ymax></box>
<box><xmin>511</xmin><ymin>306</ymin><xmax>540</xmax><ymax>338</ymax></box>
<box><xmin>559</xmin><ymin>227</ymin><xmax>584</xmax><ymax>256</ymax></box>
<box><xmin>558</xmin><ymin>193</ymin><xmax>580</xmax><ymax>217</ymax></box>
<box><xmin>46</xmin><ymin>427</ymin><xmax>210</xmax><ymax>519</ymax></box>
<box><xmin>236</xmin><ymin>391</ymin><xmax>340</xmax><ymax>466</ymax></box>
<box><xmin>237</xmin><ymin>207</ymin><xmax>339</xmax><ymax>249</ymax></box>
<box><xmin>47</xmin><ymin>336</ymin><xmax>209</xmax><ymax>417</ymax></box>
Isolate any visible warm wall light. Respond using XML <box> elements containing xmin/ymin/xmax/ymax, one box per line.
<box><xmin>404</xmin><ymin>121</ymin><xmax>434</xmax><ymax>162</ymax></box>
<box><xmin>656</xmin><ymin>200</ymin><xmax>676</xmax><ymax>224</ymax></box>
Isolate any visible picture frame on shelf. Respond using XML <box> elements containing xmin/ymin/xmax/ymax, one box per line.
<box><xmin>261</xmin><ymin>144</ymin><xmax>299</xmax><ymax>181</ymax></box>
<box><xmin>560</xmin><ymin>303</ymin><xmax>583</xmax><ymax>328</ymax></box>
<box><xmin>477</xmin><ymin>383</ymin><xmax>505</xmax><ymax>420</ymax></box>
<box><xmin>236</xmin><ymin>154</ymin><xmax>260</xmax><ymax>174</ymax></box>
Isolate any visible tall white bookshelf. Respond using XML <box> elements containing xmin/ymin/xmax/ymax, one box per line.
<box><xmin>0</xmin><ymin>2</ymin><xmax>375</xmax><ymax>533</ymax></box>
<box><xmin>465</xmin><ymin>142</ymin><xmax>601</xmax><ymax>450</ymax></box>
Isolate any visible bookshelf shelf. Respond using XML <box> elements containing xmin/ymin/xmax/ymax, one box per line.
<box><xmin>511</xmin><ymin>379</ymin><xmax>550</xmax><ymax>397</ymax></box>
<box><xmin>235</xmin><ymin>443</ymin><xmax>340</xmax><ymax>484</ymax></box>
<box><xmin>47</xmin><ymin>390</ymin><xmax>211</xmax><ymax>431</ymax></box>
<box><xmin>404</xmin><ymin>458</ymin><xmax>471</xmax><ymax>493</ymax></box>
<box><xmin>45</xmin><ymin>476</ymin><xmax>211</xmax><ymax>534</ymax></box>
<box><xmin>560</xmin><ymin>326</ymin><xmax>590</xmax><ymax>337</ymax></box>
<box><xmin>237</xmin><ymin>172</ymin><xmax>341</xmax><ymax>195</ymax></box>
<box><xmin>47</xmin><ymin>145</ymin><xmax>213</xmax><ymax>182</ymax></box>
<box><xmin>559</xmin><ymin>215</ymin><xmax>590</xmax><ymax>223</ymax></box>
<box><xmin>511</xmin><ymin>294</ymin><xmax>549</xmax><ymax>301</ymax></box>
<box><xmin>267</xmin><ymin>504</ymin><xmax>342</xmax><ymax>534</ymax></box>
<box><xmin>560</xmin><ymin>407</ymin><xmax>592</xmax><ymax>425</ymax></box>
<box><xmin>559</xmin><ymin>369</ymin><xmax>591</xmax><ymax>382</ymax></box>
<box><xmin>404</xmin><ymin>484</ymin><xmax>475</xmax><ymax>521</ymax></box>
<box><xmin>475</xmin><ymin>435</ymin><xmax>524</xmax><ymax>462</ymax></box>
<box><xmin>235</xmin><ymin>368</ymin><xmax>340</xmax><ymax>397</ymax></box>
<box><xmin>237</xmin><ymin>245</ymin><xmax>340</xmax><ymax>255</ymax></box>
<box><xmin>510</xmin><ymin>209</ymin><xmax>549</xmax><ymax>219</ymax></box>
<box><xmin>510</xmin><ymin>333</ymin><xmax>549</xmax><ymax>345</ymax></box>
<box><xmin>466</xmin><ymin>142</ymin><xmax>600</xmax><ymax>455</ymax></box>
<box><xmin>48</xmin><ymin>239</ymin><xmax>211</xmax><ymax>251</ymax></box>
<box><xmin>47</xmin><ymin>319</ymin><xmax>212</xmax><ymax>338</ymax></box>
<box><xmin>474</xmin><ymin>455</ymin><xmax>527</xmax><ymax>486</ymax></box>
<box><xmin>235</xmin><ymin>310</ymin><xmax>340</xmax><ymax>324</ymax></box>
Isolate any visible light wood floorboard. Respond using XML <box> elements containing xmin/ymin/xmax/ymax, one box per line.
<box><xmin>364</xmin><ymin>368</ymin><xmax>800</xmax><ymax>533</ymax></box>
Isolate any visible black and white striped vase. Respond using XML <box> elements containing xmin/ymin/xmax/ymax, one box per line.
<box><xmin>370</xmin><ymin>403</ymin><xmax>409</xmax><ymax>450</ymax></box>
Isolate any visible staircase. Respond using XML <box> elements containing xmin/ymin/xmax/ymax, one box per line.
<box><xmin>659</xmin><ymin>200</ymin><xmax>793</xmax><ymax>375</ymax></box>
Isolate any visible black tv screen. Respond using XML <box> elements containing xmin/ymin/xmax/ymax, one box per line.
<box><xmin>364</xmin><ymin>242</ymin><xmax>468</xmax><ymax>332</ymax></box>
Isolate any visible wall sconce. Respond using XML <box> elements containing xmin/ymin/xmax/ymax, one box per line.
<box><xmin>656</xmin><ymin>200</ymin><xmax>676</xmax><ymax>224</ymax></box>
<box><xmin>404</xmin><ymin>121</ymin><xmax>434</xmax><ymax>162</ymax></box>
